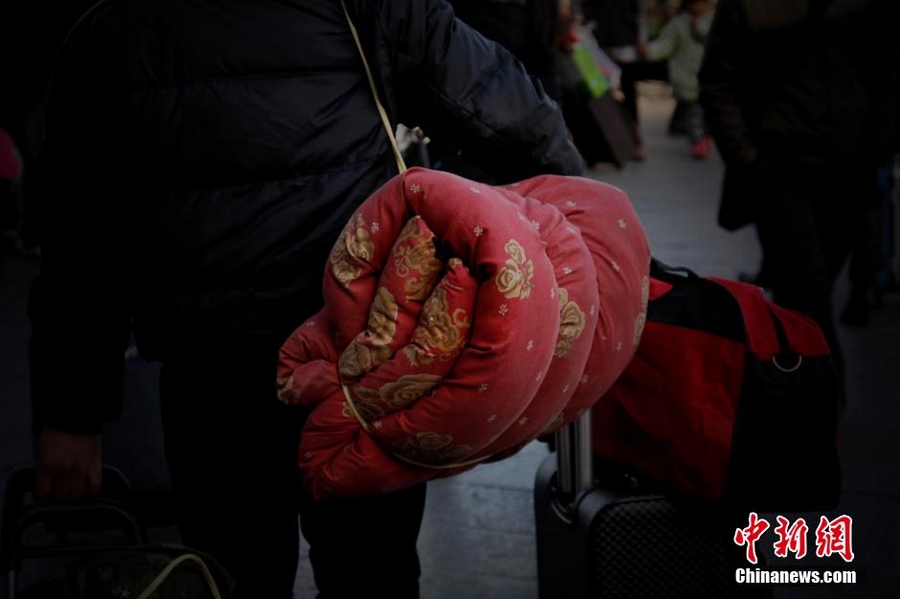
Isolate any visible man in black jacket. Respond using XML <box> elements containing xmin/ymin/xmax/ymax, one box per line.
<box><xmin>699</xmin><ymin>0</ymin><xmax>896</xmax><ymax>396</ymax></box>
<box><xmin>28</xmin><ymin>0</ymin><xmax>583</xmax><ymax>597</ymax></box>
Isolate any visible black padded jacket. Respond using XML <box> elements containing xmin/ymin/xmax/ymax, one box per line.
<box><xmin>28</xmin><ymin>0</ymin><xmax>583</xmax><ymax>433</ymax></box>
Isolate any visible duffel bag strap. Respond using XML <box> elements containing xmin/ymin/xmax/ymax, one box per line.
<box><xmin>710</xmin><ymin>277</ymin><xmax>784</xmax><ymax>359</ymax></box>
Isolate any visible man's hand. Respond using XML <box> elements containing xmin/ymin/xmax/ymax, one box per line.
<box><xmin>35</xmin><ymin>428</ymin><xmax>103</xmax><ymax>500</ymax></box>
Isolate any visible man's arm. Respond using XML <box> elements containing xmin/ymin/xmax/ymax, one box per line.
<box><xmin>379</xmin><ymin>0</ymin><xmax>584</xmax><ymax>183</ymax></box>
<box><xmin>28</xmin><ymin>11</ymin><xmax>131</xmax><ymax>499</ymax></box>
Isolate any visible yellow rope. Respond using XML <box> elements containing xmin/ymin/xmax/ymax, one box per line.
<box><xmin>341</xmin><ymin>0</ymin><xmax>407</xmax><ymax>173</ymax></box>
<box><xmin>341</xmin><ymin>382</ymin><xmax>371</xmax><ymax>433</ymax></box>
<box><xmin>136</xmin><ymin>553</ymin><xmax>223</xmax><ymax>599</ymax></box>
<box><xmin>340</xmin><ymin>384</ymin><xmax>492</xmax><ymax>470</ymax></box>
<box><xmin>341</xmin><ymin>0</ymin><xmax>493</xmax><ymax>474</ymax></box>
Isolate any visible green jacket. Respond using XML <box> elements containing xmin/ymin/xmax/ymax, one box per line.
<box><xmin>645</xmin><ymin>11</ymin><xmax>713</xmax><ymax>102</ymax></box>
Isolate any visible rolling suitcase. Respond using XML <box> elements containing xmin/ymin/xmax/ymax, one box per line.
<box><xmin>534</xmin><ymin>413</ymin><xmax>772</xmax><ymax>599</ymax></box>
<box><xmin>1</xmin><ymin>465</ymin><xmax>235</xmax><ymax>599</ymax></box>
<box><xmin>561</xmin><ymin>91</ymin><xmax>638</xmax><ymax>170</ymax></box>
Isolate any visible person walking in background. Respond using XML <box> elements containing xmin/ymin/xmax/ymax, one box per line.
<box><xmin>841</xmin><ymin>1</ymin><xmax>900</xmax><ymax>326</ymax></box>
<box><xmin>27</xmin><ymin>1</ymin><xmax>583</xmax><ymax>598</ymax></box>
<box><xmin>637</xmin><ymin>0</ymin><xmax>716</xmax><ymax>158</ymax></box>
<box><xmin>699</xmin><ymin>0</ymin><xmax>897</xmax><ymax>400</ymax></box>
<box><xmin>582</xmin><ymin>0</ymin><xmax>671</xmax><ymax>160</ymax></box>
<box><xmin>581</xmin><ymin>0</ymin><xmax>650</xmax><ymax>158</ymax></box>
<box><xmin>646</xmin><ymin>0</ymin><xmax>682</xmax><ymax>37</ymax></box>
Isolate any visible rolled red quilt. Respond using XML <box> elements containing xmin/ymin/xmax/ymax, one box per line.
<box><xmin>277</xmin><ymin>168</ymin><xmax>650</xmax><ymax>499</ymax></box>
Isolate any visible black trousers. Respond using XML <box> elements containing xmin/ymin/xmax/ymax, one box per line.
<box><xmin>299</xmin><ymin>480</ymin><xmax>427</xmax><ymax>599</ymax></box>
<box><xmin>616</xmin><ymin>59</ymin><xmax>669</xmax><ymax>132</ymax></box>
<box><xmin>159</xmin><ymin>349</ymin><xmax>427</xmax><ymax>599</ymax></box>
<box><xmin>752</xmin><ymin>162</ymin><xmax>871</xmax><ymax>392</ymax></box>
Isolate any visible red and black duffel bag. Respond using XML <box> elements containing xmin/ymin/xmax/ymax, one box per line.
<box><xmin>593</xmin><ymin>259</ymin><xmax>842</xmax><ymax>512</ymax></box>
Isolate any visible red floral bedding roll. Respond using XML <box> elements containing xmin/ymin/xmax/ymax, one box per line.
<box><xmin>277</xmin><ymin>168</ymin><xmax>650</xmax><ymax>499</ymax></box>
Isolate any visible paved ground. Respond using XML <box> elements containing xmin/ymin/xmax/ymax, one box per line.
<box><xmin>2</xmin><ymin>87</ymin><xmax>898</xmax><ymax>599</ymax></box>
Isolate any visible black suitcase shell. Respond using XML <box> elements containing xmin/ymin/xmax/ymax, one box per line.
<box><xmin>534</xmin><ymin>414</ymin><xmax>771</xmax><ymax>599</ymax></box>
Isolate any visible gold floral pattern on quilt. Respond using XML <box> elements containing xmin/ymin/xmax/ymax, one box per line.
<box><xmin>339</xmin><ymin>343</ymin><xmax>391</xmax><ymax>379</ymax></box>
<box><xmin>394</xmin><ymin>431</ymin><xmax>472</xmax><ymax>464</ymax></box>
<box><xmin>554</xmin><ymin>288</ymin><xmax>586</xmax><ymax>358</ymax></box>
<box><xmin>330</xmin><ymin>212</ymin><xmax>375</xmax><ymax>287</ymax></box>
<box><xmin>275</xmin><ymin>376</ymin><xmax>298</xmax><ymax>404</ymax></box>
<box><xmin>392</xmin><ymin>217</ymin><xmax>443</xmax><ymax>301</ymax></box>
<box><xmin>379</xmin><ymin>373</ymin><xmax>442</xmax><ymax>409</ymax></box>
<box><xmin>404</xmin><ymin>264</ymin><xmax>471</xmax><ymax>366</ymax></box>
<box><xmin>342</xmin><ymin>385</ymin><xmax>386</xmax><ymax>421</ymax></box>
<box><xmin>496</xmin><ymin>239</ymin><xmax>534</xmax><ymax>299</ymax></box>
<box><xmin>338</xmin><ymin>287</ymin><xmax>399</xmax><ymax>377</ymax></box>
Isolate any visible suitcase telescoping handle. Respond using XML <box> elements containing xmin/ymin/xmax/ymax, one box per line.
<box><xmin>555</xmin><ymin>411</ymin><xmax>595</xmax><ymax>504</ymax></box>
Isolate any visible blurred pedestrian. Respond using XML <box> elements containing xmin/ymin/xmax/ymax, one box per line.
<box><xmin>700</xmin><ymin>0</ymin><xmax>897</xmax><ymax>399</ymax></box>
<box><xmin>583</xmin><ymin>0</ymin><xmax>670</xmax><ymax>159</ymax></box>
<box><xmin>637</xmin><ymin>0</ymin><xmax>716</xmax><ymax>158</ymax></box>
<box><xmin>27</xmin><ymin>0</ymin><xmax>582</xmax><ymax>598</ymax></box>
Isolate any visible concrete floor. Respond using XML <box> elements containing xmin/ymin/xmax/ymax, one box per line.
<box><xmin>2</xmin><ymin>87</ymin><xmax>899</xmax><ymax>599</ymax></box>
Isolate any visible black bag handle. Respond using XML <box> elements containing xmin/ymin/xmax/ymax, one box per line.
<box><xmin>1</xmin><ymin>465</ymin><xmax>145</xmax><ymax>576</ymax></box>
<box><xmin>649</xmin><ymin>256</ymin><xmax>696</xmax><ymax>279</ymax></box>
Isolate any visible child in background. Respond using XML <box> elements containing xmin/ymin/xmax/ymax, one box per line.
<box><xmin>638</xmin><ymin>0</ymin><xmax>715</xmax><ymax>158</ymax></box>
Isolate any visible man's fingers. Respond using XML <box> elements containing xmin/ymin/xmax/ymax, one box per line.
<box><xmin>34</xmin><ymin>428</ymin><xmax>103</xmax><ymax>501</ymax></box>
<box><xmin>86</xmin><ymin>465</ymin><xmax>103</xmax><ymax>497</ymax></box>
<box><xmin>67</xmin><ymin>472</ymin><xmax>87</xmax><ymax>501</ymax></box>
<box><xmin>33</xmin><ymin>466</ymin><xmax>54</xmax><ymax>499</ymax></box>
